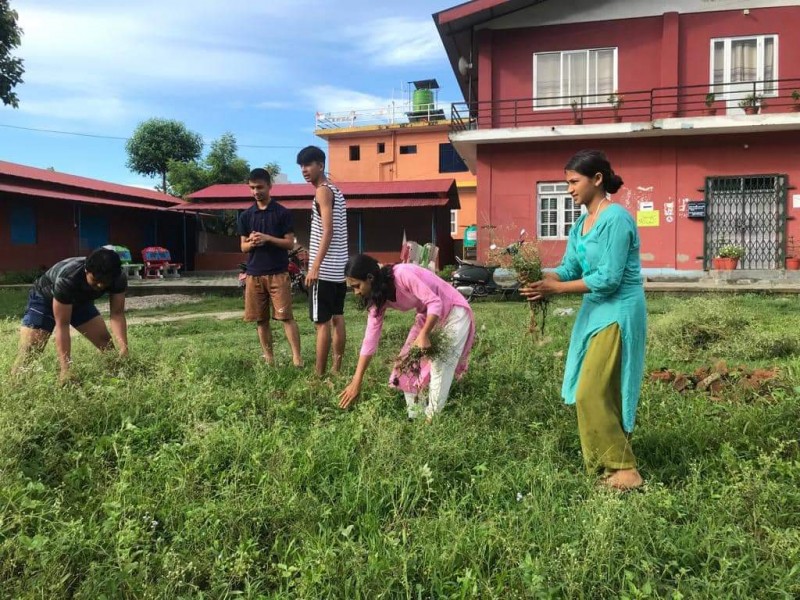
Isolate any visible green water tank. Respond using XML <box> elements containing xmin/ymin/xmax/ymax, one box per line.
<box><xmin>413</xmin><ymin>88</ymin><xmax>434</xmax><ymax>112</ymax></box>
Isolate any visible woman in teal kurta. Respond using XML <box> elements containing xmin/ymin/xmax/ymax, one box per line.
<box><xmin>522</xmin><ymin>150</ymin><xmax>646</xmax><ymax>490</ymax></box>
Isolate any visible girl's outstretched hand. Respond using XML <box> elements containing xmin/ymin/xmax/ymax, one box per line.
<box><xmin>338</xmin><ymin>379</ymin><xmax>361</xmax><ymax>409</ymax></box>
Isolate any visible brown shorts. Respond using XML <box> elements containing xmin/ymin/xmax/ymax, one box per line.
<box><xmin>244</xmin><ymin>273</ymin><xmax>294</xmax><ymax>322</ymax></box>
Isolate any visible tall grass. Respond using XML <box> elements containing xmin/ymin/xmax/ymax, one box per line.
<box><xmin>0</xmin><ymin>294</ymin><xmax>797</xmax><ymax>598</ymax></box>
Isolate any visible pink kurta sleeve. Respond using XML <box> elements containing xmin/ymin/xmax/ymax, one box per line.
<box><xmin>394</xmin><ymin>267</ymin><xmax>444</xmax><ymax>318</ymax></box>
<box><xmin>359</xmin><ymin>306</ymin><xmax>385</xmax><ymax>356</ymax></box>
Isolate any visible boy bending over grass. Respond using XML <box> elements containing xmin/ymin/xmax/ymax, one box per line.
<box><xmin>12</xmin><ymin>248</ymin><xmax>129</xmax><ymax>384</ymax></box>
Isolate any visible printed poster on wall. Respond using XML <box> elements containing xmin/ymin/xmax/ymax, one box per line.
<box><xmin>637</xmin><ymin>210</ymin><xmax>660</xmax><ymax>227</ymax></box>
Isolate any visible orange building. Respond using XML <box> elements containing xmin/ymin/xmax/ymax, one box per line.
<box><xmin>315</xmin><ymin>79</ymin><xmax>477</xmax><ymax>258</ymax></box>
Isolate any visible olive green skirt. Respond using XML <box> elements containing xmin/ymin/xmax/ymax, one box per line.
<box><xmin>575</xmin><ymin>323</ymin><xmax>636</xmax><ymax>473</ymax></box>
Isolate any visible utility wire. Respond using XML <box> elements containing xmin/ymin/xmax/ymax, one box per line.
<box><xmin>0</xmin><ymin>122</ymin><xmax>299</xmax><ymax>149</ymax></box>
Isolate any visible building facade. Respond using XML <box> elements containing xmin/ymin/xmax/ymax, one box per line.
<box><xmin>176</xmin><ymin>180</ymin><xmax>459</xmax><ymax>270</ymax></box>
<box><xmin>315</xmin><ymin>82</ymin><xmax>478</xmax><ymax>258</ymax></box>
<box><xmin>0</xmin><ymin>161</ymin><xmax>189</xmax><ymax>272</ymax></box>
<box><xmin>435</xmin><ymin>0</ymin><xmax>800</xmax><ymax>271</ymax></box>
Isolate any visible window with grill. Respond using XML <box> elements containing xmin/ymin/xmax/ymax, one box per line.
<box><xmin>704</xmin><ymin>174</ymin><xmax>786</xmax><ymax>269</ymax></box>
<box><xmin>534</xmin><ymin>48</ymin><xmax>617</xmax><ymax>109</ymax></box>
<box><xmin>537</xmin><ymin>182</ymin><xmax>583</xmax><ymax>239</ymax></box>
<box><xmin>710</xmin><ymin>35</ymin><xmax>777</xmax><ymax>97</ymax></box>
<box><xmin>450</xmin><ymin>209</ymin><xmax>458</xmax><ymax>235</ymax></box>
<box><xmin>399</xmin><ymin>145</ymin><xmax>417</xmax><ymax>155</ymax></box>
<box><xmin>349</xmin><ymin>145</ymin><xmax>360</xmax><ymax>161</ymax></box>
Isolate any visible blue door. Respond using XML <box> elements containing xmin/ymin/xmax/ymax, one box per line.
<box><xmin>80</xmin><ymin>212</ymin><xmax>109</xmax><ymax>252</ymax></box>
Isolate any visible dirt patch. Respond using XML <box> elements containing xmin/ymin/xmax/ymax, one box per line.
<box><xmin>649</xmin><ymin>360</ymin><xmax>782</xmax><ymax>401</ymax></box>
<box><xmin>98</xmin><ymin>294</ymin><xmax>203</xmax><ymax>313</ymax></box>
<box><xmin>127</xmin><ymin>311</ymin><xmax>242</xmax><ymax>325</ymax></box>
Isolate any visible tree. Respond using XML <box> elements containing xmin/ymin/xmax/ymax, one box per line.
<box><xmin>0</xmin><ymin>0</ymin><xmax>25</xmax><ymax>108</ymax></box>
<box><xmin>264</xmin><ymin>161</ymin><xmax>281</xmax><ymax>180</ymax></box>
<box><xmin>125</xmin><ymin>118</ymin><xmax>203</xmax><ymax>194</ymax></box>
<box><xmin>167</xmin><ymin>132</ymin><xmax>251</xmax><ymax>198</ymax></box>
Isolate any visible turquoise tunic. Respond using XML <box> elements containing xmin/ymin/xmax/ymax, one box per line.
<box><xmin>554</xmin><ymin>204</ymin><xmax>647</xmax><ymax>432</ymax></box>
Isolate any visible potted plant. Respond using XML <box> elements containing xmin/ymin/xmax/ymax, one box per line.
<box><xmin>607</xmin><ymin>93</ymin><xmax>624</xmax><ymax>122</ymax></box>
<box><xmin>570</xmin><ymin>98</ymin><xmax>583</xmax><ymax>124</ymax></box>
<box><xmin>704</xmin><ymin>92</ymin><xmax>717</xmax><ymax>116</ymax></box>
<box><xmin>786</xmin><ymin>235</ymin><xmax>800</xmax><ymax>270</ymax></box>
<box><xmin>738</xmin><ymin>92</ymin><xmax>766</xmax><ymax>115</ymax></box>
<box><xmin>791</xmin><ymin>89</ymin><xmax>800</xmax><ymax>112</ymax></box>
<box><xmin>713</xmin><ymin>243</ymin><xmax>744</xmax><ymax>270</ymax></box>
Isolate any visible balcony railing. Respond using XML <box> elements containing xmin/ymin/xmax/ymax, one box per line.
<box><xmin>451</xmin><ymin>78</ymin><xmax>800</xmax><ymax>132</ymax></box>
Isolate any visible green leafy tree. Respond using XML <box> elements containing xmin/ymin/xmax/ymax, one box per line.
<box><xmin>167</xmin><ymin>132</ymin><xmax>252</xmax><ymax>198</ymax></box>
<box><xmin>264</xmin><ymin>161</ymin><xmax>282</xmax><ymax>180</ymax></box>
<box><xmin>0</xmin><ymin>0</ymin><xmax>24</xmax><ymax>108</ymax></box>
<box><xmin>125</xmin><ymin>118</ymin><xmax>203</xmax><ymax>194</ymax></box>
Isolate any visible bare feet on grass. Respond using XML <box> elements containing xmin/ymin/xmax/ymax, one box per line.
<box><xmin>262</xmin><ymin>353</ymin><xmax>275</xmax><ymax>366</ymax></box>
<box><xmin>601</xmin><ymin>468</ymin><xmax>644</xmax><ymax>491</ymax></box>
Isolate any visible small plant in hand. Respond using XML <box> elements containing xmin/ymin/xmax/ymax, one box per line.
<box><xmin>511</xmin><ymin>243</ymin><xmax>549</xmax><ymax>336</ymax></box>
<box><xmin>394</xmin><ymin>328</ymin><xmax>452</xmax><ymax>380</ymax></box>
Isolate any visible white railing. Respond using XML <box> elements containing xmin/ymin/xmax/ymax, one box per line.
<box><xmin>314</xmin><ymin>102</ymin><xmax>443</xmax><ymax>129</ymax></box>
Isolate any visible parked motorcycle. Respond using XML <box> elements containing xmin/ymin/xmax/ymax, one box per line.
<box><xmin>451</xmin><ymin>230</ymin><xmax>527</xmax><ymax>301</ymax></box>
<box><xmin>237</xmin><ymin>246</ymin><xmax>308</xmax><ymax>297</ymax></box>
<box><xmin>287</xmin><ymin>246</ymin><xmax>308</xmax><ymax>296</ymax></box>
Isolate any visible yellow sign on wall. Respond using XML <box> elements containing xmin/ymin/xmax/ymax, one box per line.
<box><xmin>637</xmin><ymin>210</ymin><xmax>660</xmax><ymax>227</ymax></box>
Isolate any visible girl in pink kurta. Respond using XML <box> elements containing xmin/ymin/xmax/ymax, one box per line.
<box><xmin>338</xmin><ymin>255</ymin><xmax>475</xmax><ymax>420</ymax></box>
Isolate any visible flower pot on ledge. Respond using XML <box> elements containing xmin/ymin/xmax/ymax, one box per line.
<box><xmin>703</xmin><ymin>107</ymin><xmax>718</xmax><ymax>116</ymax></box>
<box><xmin>712</xmin><ymin>257</ymin><xmax>739</xmax><ymax>270</ymax></box>
<box><xmin>743</xmin><ymin>106</ymin><xmax>759</xmax><ymax>115</ymax></box>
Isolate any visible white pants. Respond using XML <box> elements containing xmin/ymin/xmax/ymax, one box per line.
<box><xmin>405</xmin><ymin>306</ymin><xmax>472</xmax><ymax>419</ymax></box>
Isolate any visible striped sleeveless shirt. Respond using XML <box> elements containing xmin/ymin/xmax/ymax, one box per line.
<box><xmin>309</xmin><ymin>182</ymin><xmax>348</xmax><ymax>282</ymax></box>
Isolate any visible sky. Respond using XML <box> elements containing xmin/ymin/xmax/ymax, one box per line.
<box><xmin>0</xmin><ymin>0</ymin><xmax>463</xmax><ymax>188</ymax></box>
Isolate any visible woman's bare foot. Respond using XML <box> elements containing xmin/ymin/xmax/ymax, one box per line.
<box><xmin>601</xmin><ymin>468</ymin><xmax>643</xmax><ymax>491</ymax></box>
<box><xmin>262</xmin><ymin>353</ymin><xmax>275</xmax><ymax>366</ymax></box>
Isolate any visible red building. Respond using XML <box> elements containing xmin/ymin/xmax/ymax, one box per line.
<box><xmin>173</xmin><ymin>180</ymin><xmax>459</xmax><ymax>270</ymax></box>
<box><xmin>0</xmin><ymin>161</ymin><xmax>189</xmax><ymax>272</ymax></box>
<box><xmin>435</xmin><ymin>0</ymin><xmax>800</xmax><ymax>271</ymax></box>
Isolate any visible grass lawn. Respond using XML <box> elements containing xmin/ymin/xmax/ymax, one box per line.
<box><xmin>0</xmin><ymin>292</ymin><xmax>798</xmax><ymax>598</ymax></box>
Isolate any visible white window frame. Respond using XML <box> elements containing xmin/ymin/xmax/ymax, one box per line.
<box><xmin>709</xmin><ymin>34</ymin><xmax>779</xmax><ymax>98</ymax></box>
<box><xmin>450</xmin><ymin>209</ymin><xmax>458</xmax><ymax>236</ymax></box>
<box><xmin>537</xmin><ymin>182</ymin><xmax>585</xmax><ymax>240</ymax></box>
<box><xmin>533</xmin><ymin>47</ymin><xmax>618</xmax><ymax>110</ymax></box>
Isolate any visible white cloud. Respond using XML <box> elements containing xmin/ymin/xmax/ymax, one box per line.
<box><xmin>345</xmin><ymin>17</ymin><xmax>444</xmax><ymax>66</ymax></box>
<box><xmin>254</xmin><ymin>100</ymin><xmax>296</xmax><ymax>110</ymax></box>
<box><xmin>17</xmin><ymin>96</ymin><xmax>136</xmax><ymax>123</ymax></box>
<box><xmin>18</xmin><ymin>7</ymin><xmax>282</xmax><ymax>92</ymax></box>
<box><xmin>303</xmin><ymin>85</ymin><xmax>395</xmax><ymax>113</ymax></box>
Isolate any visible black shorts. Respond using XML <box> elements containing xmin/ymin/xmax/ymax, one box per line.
<box><xmin>309</xmin><ymin>280</ymin><xmax>347</xmax><ymax>324</ymax></box>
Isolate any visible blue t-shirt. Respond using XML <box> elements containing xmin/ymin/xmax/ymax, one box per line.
<box><xmin>236</xmin><ymin>201</ymin><xmax>294</xmax><ymax>276</ymax></box>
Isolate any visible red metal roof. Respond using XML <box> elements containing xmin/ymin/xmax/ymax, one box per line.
<box><xmin>435</xmin><ymin>0</ymin><xmax>510</xmax><ymax>25</ymax></box>
<box><xmin>434</xmin><ymin>0</ymin><xmax>548</xmax><ymax>103</ymax></box>
<box><xmin>188</xmin><ymin>179</ymin><xmax>456</xmax><ymax>201</ymax></box>
<box><xmin>0</xmin><ymin>160</ymin><xmax>178</xmax><ymax>207</ymax></box>
<box><xmin>0</xmin><ymin>183</ymin><xmax>173</xmax><ymax>211</ymax></box>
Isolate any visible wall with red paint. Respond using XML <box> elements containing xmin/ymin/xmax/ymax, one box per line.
<box><xmin>468</xmin><ymin>5</ymin><xmax>800</xmax><ymax>270</ymax></box>
<box><xmin>0</xmin><ymin>198</ymin><xmax>191</xmax><ymax>272</ymax></box>
<box><xmin>475</xmin><ymin>132</ymin><xmax>800</xmax><ymax>269</ymax></box>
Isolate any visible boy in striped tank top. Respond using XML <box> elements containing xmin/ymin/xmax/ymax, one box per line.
<box><xmin>297</xmin><ymin>146</ymin><xmax>349</xmax><ymax>377</ymax></box>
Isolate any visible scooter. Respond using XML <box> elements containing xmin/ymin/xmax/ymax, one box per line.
<box><xmin>287</xmin><ymin>246</ymin><xmax>308</xmax><ymax>296</ymax></box>
<box><xmin>451</xmin><ymin>230</ymin><xmax>527</xmax><ymax>301</ymax></box>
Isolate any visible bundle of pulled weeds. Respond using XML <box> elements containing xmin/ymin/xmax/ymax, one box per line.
<box><xmin>394</xmin><ymin>327</ymin><xmax>453</xmax><ymax>379</ymax></box>
<box><xmin>509</xmin><ymin>242</ymin><xmax>549</xmax><ymax>335</ymax></box>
